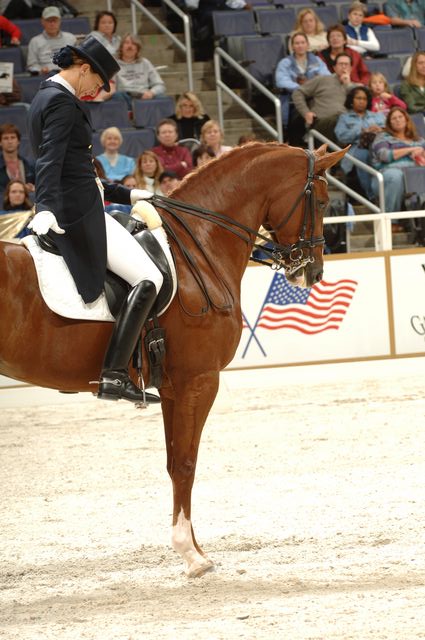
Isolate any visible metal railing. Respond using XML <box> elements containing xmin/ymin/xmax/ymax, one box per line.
<box><xmin>110</xmin><ymin>0</ymin><xmax>194</xmax><ymax>91</ymax></box>
<box><xmin>214</xmin><ymin>47</ymin><xmax>283</xmax><ymax>142</ymax></box>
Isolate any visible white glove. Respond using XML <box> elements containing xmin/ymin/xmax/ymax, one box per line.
<box><xmin>28</xmin><ymin>211</ymin><xmax>65</xmax><ymax>235</ymax></box>
<box><xmin>130</xmin><ymin>189</ymin><xmax>154</xmax><ymax>205</ymax></box>
<box><xmin>131</xmin><ymin>201</ymin><xmax>162</xmax><ymax>230</ymax></box>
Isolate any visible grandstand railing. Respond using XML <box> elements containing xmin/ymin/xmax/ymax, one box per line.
<box><xmin>214</xmin><ymin>47</ymin><xmax>283</xmax><ymax>142</ymax></box>
<box><xmin>107</xmin><ymin>0</ymin><xmax>194</xmax><ymax>91</ymax></box>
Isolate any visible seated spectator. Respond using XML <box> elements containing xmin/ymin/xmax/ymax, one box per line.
<box><xmin>0</xmin><ymin>14</ymin><xmax>21</xmax><ymax>45</ymax></box>
<box><xmin>96</xmin><ymin>127</ymin><xmax>136</xmax><ymax>182</ymax></box>
<box><xmin>200</xmin><ymin>119</ymin><xmax>232</xmax><ymax>157</ymax></box>
<box><xmin>238</xmin><ymin>134</ymin><xmax>257</xmax><ymax>144</ymax></box>
<box><xmin>0</xmin><ymin>78</ymin><xmax>24</xmax><ymax>107</ymax></box>
<box><xmin>0</xmin><ymin>179</ymin><xmax>33</xmax><ymax>239</ymax></box>
<box><xmin>0</xmin><ymin>123</ymin><xmax>34</xmax><ymax>191</ymax></box>
<box><xmin>371</xmin><ymin>106</ymin><xmax>425</xmax><ymax>213</ymax></box>
<box><xmin>158</xmin><ymin>170</ymin><xmax>180</xmax><ymax>196</ymax></box>
<box><xmin>89</xmin><ymin>11</ymin><xmax>121</xmax><ymax>55</ymax></box>
<box><xmin>291</xmin><ymin>52</ymin><xmax>357</xmax><ymax>145</ymax></box>
<box><xmin>344</xmin><ymin>2</ymin><xmax>380</xmax><ymax>56</ymax></box>
<box><xmin>152</xmin><ymin>119</ymin><xmax>193</xmax><ymax>179</ymax></box>
<box><xmin>192</xmin><ymin>144</ymin><xmax>215</xmax><ymax>168</ymax></box>
<box><xmin>134</xmin><ymin>149</ymin><xmax>164</xmax><ymax>193</ymax></box>
<box><xmin>110</xmin><ymin>34</ymin><xmax>166</xmax><ymax>110</ymax></box>
<box><xmin>400</xmin><ymin>51</ymin><xmax>425</xmax><ymax>114</ymax></box>
<box><xmin>319</xmin><ymin>24</ymin><xmax>370</xmax><ymax>85</ymax></box>
<box><xmin>26</xmin><ymin>6</ymin><xmax>76</xmax><ymax>75</ymax></box>
<box><xmin>384</xmin><ymin>0</ymin><xmax>425</xmax><ymax>27</ymax></box>
<box><xmin>335</xmin><ymin>86</ymin><xmax>385</xmax><ymax>198</ymax></box>
<box><xmin>290</xmin><ymin>8</ymin><xmax>328</xmax><ymax>54</ymax></box>
<box><xmin>369</xmin><ymin>72</ymin><xmax>407</xmax><ymax>115</ymax></box>
<box><xmin>169</xmin><ymin>92</ymin><xmax>210</xmax><ymax>140</ymax></box>
<box><xmin>275</xmin><ymin>31</ymin><xmax>330</xmax><ymax>128</ymax></box>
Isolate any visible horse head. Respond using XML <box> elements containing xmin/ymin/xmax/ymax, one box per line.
<box><xmin>263</xmin><ymin>144</ymin><xmax>349</xmax><ymax>288</ymax></box>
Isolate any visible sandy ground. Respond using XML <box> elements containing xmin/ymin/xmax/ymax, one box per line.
<box><xmin>1</xmin><ymin>359</ymin><xmax>425</xmax><ymax>640</ymax></box>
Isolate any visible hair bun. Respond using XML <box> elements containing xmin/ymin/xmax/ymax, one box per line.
<box><xmin>52</xmin><ymin>46</ymin><xmax>74</xmax><ymax>69</ymax></box>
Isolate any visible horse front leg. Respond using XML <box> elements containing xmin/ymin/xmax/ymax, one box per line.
<box><xmin>166</xmin><ymin>371</ymin><xmax>219</xmax><ymax>577</ymax></box>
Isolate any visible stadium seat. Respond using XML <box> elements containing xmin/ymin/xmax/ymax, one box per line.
<box><xmin>365</xmin><ymin>57</ymin><xmax>402</xmax><ymax>84</ymax></box>
<box><xmin>403</xmin><ymin>166</ymin><xmax>425</xmax><ymax>194</ymax></box>
<box><xmin>12</xmin><ymin>19</ymin><xmax>42</xmax><ymax>45</ymax></box>
<box><xmin>85</xmin><ymin>100</ymin><xmax>130</xmax><ymax>131</ymax></box>
<box><xmin>314</xmin><ymin>5</ymin><xmax>340</xmax><ymax>28</ymax></box>
<box><xmin>17</xmin><ymin>75</ymin><xmax>42</xmax><ymax>103</ymax></box>
<box><xmin>410</xmin><ymin>112</ymin><xmax>425</xmax><ymax>138</ymax></box>
<box><xmin>255</xmin><ymin>8</ymin><xmax>296</xmax><ymax>36</ymax></box>
<box><xmin>61</xmin><ymin>17</ymin><xmax>91</xmax><ymax>36</ymax></box>
<box><xmin>0</xmin><ymin>105</ymin><xmax>29</xmax><ymax>135</ymax></box>
<box><xmin>242</xmin><ymin>35</ymin><xmax>285</xmax><ymax>86</ymax></box>
<box><xmin>0</xmin><ymin>47</ymin><xmax>25</xmax><ymax>74</ymax></box>
<box><xmin>375</xmin><ymin>27</ymin><xmax>416</xmax><ymax>56</ymax></box>
<box><xmin>92</xmin><ymin>128</ymin><xmax>156</xmax><ymax>157</ymax></box>
<box><xmin>19</xmin><ymin>136</ymin><xmax>35</xmax><ymax>162</ymax></box>
<box><xmin>212</xmin><ymin>10</ymin><xmax>257</xmax><ymax>36</ymax></box>
<box><xmin>132</xmin><ymin>96</ymin><xmax>175</xmax><ymax>129</ymax></box>
<box><xmin>415</xmin><ymin>26</ymin><xmax>425</xmax><ymax>50</ymax></box>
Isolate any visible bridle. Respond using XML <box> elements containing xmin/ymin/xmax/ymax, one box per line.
<box><xmin>150</xmin><ymin>149</ymin><xmax>327</xmax><ymax>279</ymax></box>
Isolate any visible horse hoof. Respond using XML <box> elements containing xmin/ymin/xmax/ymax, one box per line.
<box><xmin>186</xmin><ymin>558</ymin><xmax>214</xmax><ymax>579</ymax></box>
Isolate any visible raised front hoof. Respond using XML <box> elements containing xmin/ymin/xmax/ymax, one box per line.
<box><xmin>186</xmin><ymin>557</ymin><xmax>215</xmax><ymax>579</ymax></box>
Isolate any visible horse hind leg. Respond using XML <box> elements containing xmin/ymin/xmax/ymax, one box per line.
<box><xmin>164</xmin><ymin>372</ymin><xmax>219</xmax><ymax>578</ymax></box>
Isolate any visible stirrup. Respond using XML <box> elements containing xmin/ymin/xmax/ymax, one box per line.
<box><xmin>94</xmin><ymin>372</ymin><xmax>161</xmax><ymax>405</ymax></box>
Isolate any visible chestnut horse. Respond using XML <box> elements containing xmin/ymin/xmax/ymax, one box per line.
<box><xmin>0</xmin><ymin>142</ymin><xmax>345</xmax><ymax>577</ymax></box>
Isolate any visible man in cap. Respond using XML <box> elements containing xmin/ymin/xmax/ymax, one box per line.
<box><xmin>26</xmin><ymin>6</ymin><xmax>77</xmax><ymax>75</ymax></box>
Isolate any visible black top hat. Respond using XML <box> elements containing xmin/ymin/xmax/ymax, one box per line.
<box><xmin>68</xmin><ymin>35</ymin><xmax>120</xmax><ymax>92</ymax></box>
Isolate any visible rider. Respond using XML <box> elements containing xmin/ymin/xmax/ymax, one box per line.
<box><xmin>28</xmin><ymin>36</ymin><xmax>162</xmax><ymax>405</ymax></box>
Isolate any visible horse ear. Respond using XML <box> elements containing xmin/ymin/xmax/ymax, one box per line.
<box><xmin>314</xmin><ymin>146</ymin><xmax>351</xmax><ymax>172</ymax></box>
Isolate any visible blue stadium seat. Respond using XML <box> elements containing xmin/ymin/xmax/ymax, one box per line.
<box><xmin>85</xmin><ymin>100</ymin><xmax>130</xmax><ymax>131</ymax></box>
<box><xmin>132</xmin><ymin>96</ymin><xmax>175</xmax><ymax>129</ymax></box>
<box><xmin>0</xmin><ymin>48</ymin><xmax>25</xmax><ymax>74</ymax></box>
<box><xmin>410</xmin><ymin>112</ymin><xmax>425</xmax><ymax>138</ymax></box>
<box><xmin>242</xmin><ymin>35</ymin><xmax>285</xmax><ymax>86</ymax></box>
<box><xmin>12</xmin><ymin>19</ymin><xmax>42</xmax><ymax>45</ymax></box>
<box><xmin>17</xmin><ymin>75</ymin><xmax>42</xmax><ymax>103</ymax></box>
<box><xmin>415</xmin><ymin>26</ymin><xmax>425</xmax><ymax>50</ymax></box>
<box><xmin>0</xmin><ymin>105</ymin><xmax>29</xmax><ymax>135</ymax></box>
<box><xmin>375</xmin><ymin>27</ymin><xmax>416</xmax><ymax>55</ymax></box>
<box><xmin>19</xmin><ymin>136</ymin><xmax>35</xmax><ymax>162</ymax></box>
<box><xmin>61</xmin><ymin>17</ymin><xmax>91</xmax><ymax>35</ymax></box>
<box><xmin>92</xmin><ymin>128</ymin><xmax>156</xmax><ymax>157</ymax></box>
<box><xmin>212</xmin><ymin>10</ymin><xmax>257</xmax><ymax>36</ymax></box>
<box><xmin>402</xmin><ymin>166</ymin><xmax>425</xmax><ymax>193</ymax></box>
<box><xmin>314</xmin><ymin>5</ymin><xmax>339</xmax><ymax>28</ymax></box>
<box><xmin>255</xmin><ymin>8</ymin><xmax>296</xmax><ymax>35</ymax></box>
<box><xmin>365</xmin><ymin>57</ymin><xmax>402</xmax><ymax>84</ymax></box>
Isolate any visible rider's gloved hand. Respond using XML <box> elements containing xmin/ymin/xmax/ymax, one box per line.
<box><xmin>28</xmin><ymin>211</ymin><xmax>65</xmax><ymax>235</ymax></box>
<box><xmin>131</xmin><ymin>200</ymin><xmax>162</xmax><ymax>230</ymax></box>
<box><xmin>130</xmin><ymin>189</ymin><xmax>154</xmax><ymax>205</ymax></box>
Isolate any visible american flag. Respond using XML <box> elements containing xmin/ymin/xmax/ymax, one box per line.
<box><xmin>256</xmin><ymin>272</ymin><xmax>358</xmax><ymax>335</ymax></box>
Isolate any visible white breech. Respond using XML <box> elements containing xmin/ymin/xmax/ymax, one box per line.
<box><xmin>104</xmin><ymin>212</ymin><xmax>163</xmax><ymax>294</ymax></box>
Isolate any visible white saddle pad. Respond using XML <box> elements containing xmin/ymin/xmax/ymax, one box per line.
<box><xmin>22</xmin><ymin>228</ymin><xmax>177</xmax><ymax>322</ymax></box>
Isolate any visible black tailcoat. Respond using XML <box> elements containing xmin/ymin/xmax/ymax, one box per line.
<box><xmin>28</xmin><ymin>80</ymin><xmax>132</xmax><ymax>303</ymax></box>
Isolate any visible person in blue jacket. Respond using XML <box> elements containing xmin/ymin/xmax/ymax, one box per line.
<box><xmin>275</xmin><ymin>31</ymin><xmax>330</xmax><ymax>129</ymax></box>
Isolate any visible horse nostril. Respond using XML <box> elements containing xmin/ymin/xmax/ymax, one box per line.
<box><xmin>315</xmin><ymin>271</ymin><xmax>323</xmax><ymax>283</ymax></box>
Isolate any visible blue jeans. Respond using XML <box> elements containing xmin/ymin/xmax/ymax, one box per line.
<box><xmin>372</xmin><ymin>167</ymin><xmax>404</xmax><ymax>212</ymax></box>
<box><xmin>341</xmin><ymin>146</ymin><xmax>373</xmax><ymax>198</ymax></box>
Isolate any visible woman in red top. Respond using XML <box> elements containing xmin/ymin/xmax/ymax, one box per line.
<box><xmin>0</xmin><ymin>15</ymin><xmax>21</xmax><ymax>46</ymax></box>
<box><xmin>319</xmin><ymin>24</ymin><xmax>370</xmax><ymax>85</ymax></box>
<box><xmin>152</xmin><ymin>119</ymin><xmax>193</xmax><ymax>179</ymax></box>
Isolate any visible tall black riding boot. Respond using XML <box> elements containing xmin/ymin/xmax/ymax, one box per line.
<box><xmin>98</xmin><ymin>280</ymin><xmax>161</xmax><ymax>404</ymax></box>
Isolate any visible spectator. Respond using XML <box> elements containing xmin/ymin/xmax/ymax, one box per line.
<box><xmin>344</xmin><ymin>2</ymin><xmax>380</xmax><ymax>56</ymax></box>
<box><xmin>371</xmin><ymin>106</ymin><xmax>425</xmax><ymax>213</ymax></box>
<box><xmin>0</xmin><ymin>123</ymin><xmax>35</xmax><ymax>191</ymax></box>
<box><xmin>0</xmin><ymin>14</ymin><xmax>21</xmax><ymax>45</ymax></box>
<box><xmin>152</xmin><ymin>118</ymin><xmax>193</xmax><ymax>179</ymax></box>
<box><xmin>89</xmin><ymin>11</ymin><xmax>121</xmax><ymax>55</ymax></box>
<box><xmin>0</xmin><ymin>78</ymin><xmax>23</xmax><ymax>107</ymax></box>
<box><xmin>26</xmin><ymin>6</ymin><xmax>76</xmax><ymax>75</ymax></box>
<box><xmin>290</xmin><ymin>8</ymin><xmax>328</xmax><ymax>53</ymax></box>
<box><xmin>158</xmin><ymin>170</ymin><xmax>180</xmax><ymax>196</ymax></box>
<box><xmin>110</xmin><ymin>33</ymin><xmax>166</xmax><ymax>110</ymax></box>
<box><xmin>169</xmin><ymin>92</ymin><xmax>210</xmax><ymax>140</ymax></box>
<box><xmin>192</xmin><ymin>144</ymin><xmax>215</xmax><ymax>167</ymax></box>
<box><xmin>0</xmin><ymin>179</ymin><xmax>32</xmax><ymax>239</ymax></box>
<box><xmin>319</xmin><ymin>24</ymin><xmax>370</xmax><ymax>84</ymax></box>
<box><xmin>134</xmin><ymin>149</ymin><xmax>164</xmax><ymax>193</ymax></box>
<box><xmin>369</xmin><ymin>72</ymin><xmax>407</xmax><ymax>115</ymax></box>
<box><xmin>96</xmin><ymin>127</ymin><xmax>136</xmax><ymax>182</ymax></box>
<box><xmin>238</xmin><ymin>134</ymin><xmax>257</xmax><ymax>144</ymax></box>
<box><xmin>400</xmin><ymin>51</ymin><xmax>425</xmax><ymax>114</ymax></box>
<box><xmin>275</xmin><ymin>31</ymin><xmax>330</xmax><ymax>128</ymax></box>
<box><xmin>384</xmin><ymin>0</ymin><xmax>425</xmax><ymax>27</ymax></box>
<box><xmin>291</xmin><ymin>52</ymin><xmax>358</xmax><ymax>144</ymax></box>
<box><xmin>200</xmin><ymin>119</ymin><xmax>232</xmax><ymax>157</ymax></box>
<box><xmin>335</xmin><ymin>86</ymin><xmax>385</xmax><ymax>198</ymax></box>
